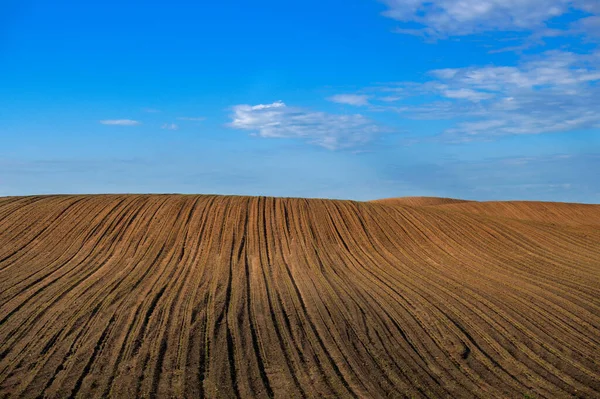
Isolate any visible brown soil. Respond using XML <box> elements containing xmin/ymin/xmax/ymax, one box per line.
<box><xmin>432</xmin><ymin>201</ymin><xmax>600</xmax><ymax>227</ymax></box>
<box><xmin>0</xmin><ymin>194</ymin><xmax>599</xmax><ymax>398</ymax></box>
<box><xmin>370</xmin><ymin>196</ymin><xmax>472</xmax><ymax>207</ymax></box>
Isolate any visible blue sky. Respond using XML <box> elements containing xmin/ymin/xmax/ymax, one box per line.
<box><xmin>1</xmin><ymin>0</ymin><xmax>599</xmax><ymax>202</ymax></box>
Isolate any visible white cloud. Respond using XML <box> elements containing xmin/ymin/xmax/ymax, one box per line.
<box><xmin>364</xmin><ymin>50</ymin><xmax>600</xmax><ymax>141</ymax></box>
<box><xmin>161</xmin><ymin>123</ymin><xmax>179</xmax><ymax>130</ymax></box>
<box><xmin>572</xmin><ymin>15</ymin><xmax>600</xmax><ymax>37</ymax></box>
<box><xmin>142</xmin><ymin>108</ymin><xmax>160</xmax><ymax>113</ymax></box>
<box><xmin>441</xmin><ymin>88</ymin><xmax>494</xmax><ymax>102</ymax></box>
<box><xmin>177</xmin><ymin>117</ymin><xmax>206</xmax><ymax>121</ymax></box>
<box><xmin>99</xmin><ymin>119</ymin><xmax>141</xmax><ymax>126</ymax></box>
<box><xmin>576</xmin><ymin>0</ymin><xmax>600</xmax><ymax>14</ymax></box>
<box><xmin>327</xmin><ymin>94</ymin><xmax>371</xmax><ymax>106</ymax></box>
<box><xmin>379</xmin><ymin>95</ymin><xmax>404</xmax><ymax>102</ymax></box>
<box><xmin>228</xmin><ymin>101</ymin><xmax>383</xmax><ymax>149</ymax></box>
<box><xmin>380</xmin><ymin>0</ymin><xmax>597</xmax><ymax>38</ymax></box>
<box><xmin>426</xmin><ymin>51</ymin><xmax>600</xmax><ymax>95</ymax></box>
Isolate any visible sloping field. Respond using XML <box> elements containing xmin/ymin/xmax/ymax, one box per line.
<box><xmin>430</xmin><ymin>201</ymin><xmax>600</xmax><ymax>227</ymax></box>
<box><xmin>0</xmin><ymin>195</ymin><xmax>599</xmax><ymax>398</ymax></box>
<box><xmin>370</xmin><ymin>196</ymin><xmax>472</xmax><ymax>207</ymax></box>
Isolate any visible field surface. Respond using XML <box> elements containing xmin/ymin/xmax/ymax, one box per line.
<box><xmin>0</xmin><ymin>195</ymin><xmax>599</xmax><ymax>398</ymax></box>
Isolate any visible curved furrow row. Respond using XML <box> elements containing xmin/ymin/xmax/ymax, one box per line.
<box><xmin>322</xmin><ymin>203</ymin><xmax>525</xmax><ymax>396</ymax></box>
<box><xmin>0</xmin><ymin>194</ymin><xmax>598</xmax><ymax>398</ymax></box>
<box><xmin>340</xmin><ymin>203</ymin><xmax>596</xmax><ymax>396</ymax></box>
<box><xmin>0</xmin><ymin>196</ymin><xmax>155</xmax><ymax>394</ymax></box>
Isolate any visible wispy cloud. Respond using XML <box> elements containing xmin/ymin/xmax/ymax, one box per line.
<box><xmin>380</xmin><ymin>0</ymin><xmax>599</xmax><ymax>39</ymax></box>
<box><xmin>161</xmin><ymin>123</ymin><xmax>179</xmax><ymax>130</ymax></box>
<box><xmin>327</xmin><ymin>94</ymin><xmax>371</xmax><ymax>106</ymax></box>
<box><xmin>228</xmin><ymin>101</ymin><xmax>384</xmax><ymax>149</ymax></box>
<box><xmin>142</xmin><ymin>108</ymin><xmax>161</xmax><ymax>113</ymax></box>
<box><xmin>354</xmin><ymin>50</ymin><xmax>600</xmax><ymax>141</ymax></box>
<box><xmin>572</xmin><ymin>15</ymin><xmax>600</xmax><ymax>37</ymax></box>
<box><xmin>440</xmin><ymin>88</ymin><xmax>494</xmax><ymax>102</ymax></box>
<box><xmin>176</xmin><ymin>117</ymin><xmax>206</xmax><ymax>121</ymax></box>
<box><xmin>99</xmin><ymin>119</ymin><xmax>141</xmax><ymax>126</ymax></box>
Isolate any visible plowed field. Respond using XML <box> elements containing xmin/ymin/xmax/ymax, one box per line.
<box><xmin>1</xmin><ymin>195</ymin><xmax>599</xmax><ymax>398</ymax></box>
